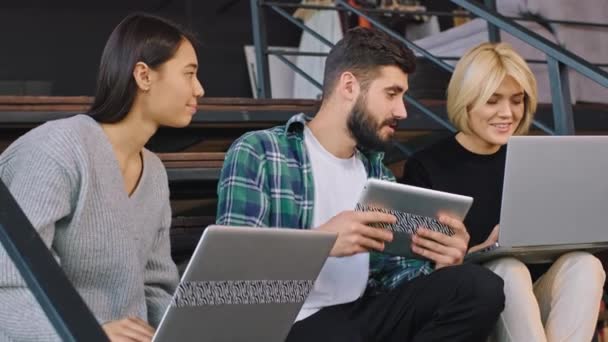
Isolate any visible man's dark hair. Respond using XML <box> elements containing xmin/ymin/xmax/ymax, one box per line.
<box><xmin>87</xmin><ymin>13</ymin><xmax>198</xmax><ymax>123</ymax></box>
<box><xmin>322</xmin><ymin>27</ymin><xmax>416</xmax><ymax>97</ymax></box>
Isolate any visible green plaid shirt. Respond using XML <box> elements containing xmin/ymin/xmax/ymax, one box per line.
<box><xmin>216</xmin><ymin>113</ymin><xmax>433</xmax><ymax>293</ymax></box>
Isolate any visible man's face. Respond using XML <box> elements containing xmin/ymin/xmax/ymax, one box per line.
<box><xmin>347</xmin><ymin>65</ymin><xmax>409</xmax><ymax>151</ymax></box>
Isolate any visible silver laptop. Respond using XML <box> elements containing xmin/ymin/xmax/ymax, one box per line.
<box><xmin>466</xmin><ymin>136</ymin><xmax>608</xmax><ymax>264</ymax></box>
<box><xmin>153</xmin><ymin>225</ymin><xmax>336</xmax><ymax>342</ymax></box>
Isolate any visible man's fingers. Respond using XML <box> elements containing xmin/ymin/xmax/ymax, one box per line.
<box><xmin>411</xmin><ymin>244</ymin><xmax>457</xmax><ymax>265</ymax></box>
<box><xmin>356</xmin><ymin>211</ymin><xmax>397</xmax><ymax>225</ymax></box>
<box><xmin>438</xmin><ymin>215</ymin><xmax>466</xmax><ymax>232</ymax></box>
<box><xmin>416</xmin><ymin>228</ymin><xmax>451</xmax><ymax>245</ymax></box>
<box><xmin>356</xmin><ymin>224</ymin><xmax>393</xmax><ymax>242</ymax></box>
<box><xmin>418</xmin><ymin>228</ymin><xmax>468</xmax><ymax>251</ymax></box>
<box><xmin>412</xmin><ymin>234</ymin><xmax>451</xmax><ymax>255</ymax></box>
<box><xmin>351</xmin><ymin>234</ymin><xmax>386</xmax><ymax>251</ymax></box>
<box><xmin>413</xmin><ymin>234</ymin><xmax>465</xmax><ymax>264</ymax></box>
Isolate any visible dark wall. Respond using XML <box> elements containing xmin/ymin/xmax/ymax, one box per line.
<box><xmin>0</xmin><ymin>0</ymin><xmax>302</xmax><ymax>97</ymax></box>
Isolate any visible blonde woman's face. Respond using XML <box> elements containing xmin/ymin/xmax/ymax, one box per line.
<box><xmin>466</xmin><ymin>75</ymin><xmax>525</xmax><ymax>150</ymax></box>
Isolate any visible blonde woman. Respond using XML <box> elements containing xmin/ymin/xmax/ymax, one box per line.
<box><xmin>401</xmin><ymin>42</ymin><xmax>605</xmax><ymax>342</ymax></box>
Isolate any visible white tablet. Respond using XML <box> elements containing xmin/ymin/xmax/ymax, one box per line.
<box><xmin>356</xmin><ymin>178</ymin><xmax>473</xmax><ymax>258</ymax></box>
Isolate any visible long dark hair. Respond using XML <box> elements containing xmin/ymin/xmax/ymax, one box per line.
<box><xmin>87</xmin><ymin>13</ymin><xmax>197</xmax><ymax>123</ymax></box>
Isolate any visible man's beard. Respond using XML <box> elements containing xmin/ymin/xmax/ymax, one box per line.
<box><xmin>347</xmin><ymin>96</ymin><xmax>396</xmax><ymax>152</ymax></box>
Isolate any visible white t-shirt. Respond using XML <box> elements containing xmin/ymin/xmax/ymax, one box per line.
<box><xmin>296</xmin><ymin>126</ymin><xmax>369</xmax><ymax>322</ymax></box>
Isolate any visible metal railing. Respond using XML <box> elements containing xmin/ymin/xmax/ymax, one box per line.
<box><xmin>454</xmin><ymin>0</ymin><xmax>608</xmax><ymax>134</ymax></box>
<box><xmin>258</xmin><ymin>1</ymin><xmax>608</xmax><ymax>30</ymax></box>
<box><xmin>250</xmin><ymin>0</ymin><xmax>608</xmax><ymax>137</ymax></box>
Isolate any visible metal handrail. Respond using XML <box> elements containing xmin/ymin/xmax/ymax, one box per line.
<box><xmin>262</xmin><ymin>1</ymin><xmax>608</xmax><ymax>28</ymax></box>
<box><xmin>335</xmin><ymin>0</ymin><xmax>454</xmax><ymax>73</ymax></box>
<box><xmin>251</xmin><ymin>0</ymin><xmax>608</xmax><ymax>136</ymax></box>
<box><xmin>269</xmin><ymin>4</ymin><xmax>334</xmax><ymax>48</ymax></box>
<box><xmin>453</xmin><ymin>0</ymin><xmax>608</xmax><ymax>134</ymax></box>
<box><xmin>453</xmin><ymin>0</ymin><xmax>608</xmax><ymax>89</ymax></box>
<box><xmin>268</xmin><ymin>49</ymin><xmax>608</xmax><ymax>68</ymax></box>
<box><xmin>506</xmin><ymin>17</ymin><xmax>608</xmax><ymax>29</ymax></box>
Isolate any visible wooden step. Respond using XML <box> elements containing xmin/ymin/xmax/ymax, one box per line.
<box><xmin>0</xmin><ymin>96</ymin><xmax>319</xmax><ymax>112</ymax></box>
<box><xmin>158</xmin><ymin>152</ymin><xmax>225</xmax><ymax>169</ymax></box>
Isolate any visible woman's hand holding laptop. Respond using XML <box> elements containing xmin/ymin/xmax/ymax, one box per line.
<box><xmin>318</xmin><ymin>211</ymin><xmax>396</xmax><ymax>257</ymax></box>
<box><xmin>103</xmin><ymin>317</ymin><xmax>155</xmax><ymax>342</ymax></box>
<box><xmin>411</xmin><ymin>215</ymin><xmax>470</xmax><ymax>269</ymax></box>
<box><xmin>468</xmin><ymin>225</ymin><xmax>500</xmax><ymax>254</ymax></box>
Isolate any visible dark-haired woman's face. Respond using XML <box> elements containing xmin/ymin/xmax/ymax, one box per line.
<box><xmin>144</xmin><ymin>39</ymin><xmax>204</xmax><ymax>127</ymax></box>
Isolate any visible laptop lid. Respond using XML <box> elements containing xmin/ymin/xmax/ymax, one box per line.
<box><xmin>153</xmin><ymin>225</ymin><xmax>336</xmax><ymax>342</ymax></box>
<box><xmin>498</xmin><ymin>136</ymin><xmax>608</xmax><ymax>248</ymax></box>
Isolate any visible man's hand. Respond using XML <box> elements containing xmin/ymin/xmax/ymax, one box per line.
<box><xmin>411</xmin><ymin>215</ymin><xmax>470</xmax><ymax>269</ymax></box>
<box><xmin>318</xmin><ymin>211</ymin><xmax>395</xmax><ymax>257</ymax></box>
<box><xmin>468</xmin><ymin>225</ymin><xmax>499</xmax><ymax>254</ymax></box>
<box><xmin>102</xmin><ymin>317</ymin><xmax>155</xmax><ymax>342</ymax></box>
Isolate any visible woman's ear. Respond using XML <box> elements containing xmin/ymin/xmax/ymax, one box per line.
<box><xmin>133</xmin><ymin>61</ymin><xmax>152</xmax><ymax>92</ymax></box>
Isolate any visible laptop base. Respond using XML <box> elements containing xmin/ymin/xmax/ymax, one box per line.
<box><xmin>465</xmin><ymin>243</ymin><xmax>608</xmax><ymax>264</ymax></box>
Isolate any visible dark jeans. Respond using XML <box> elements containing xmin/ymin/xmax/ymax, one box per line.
<box><xmin>287</xmin><ymin>263</ymin><xmax>505</xmax><ymax>342</ymax></box>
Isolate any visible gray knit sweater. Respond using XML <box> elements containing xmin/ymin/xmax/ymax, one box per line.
<box><xmin>0</xmin><ymin>115</ymin><xmax>179</xmax><ymax>341</ymax></box>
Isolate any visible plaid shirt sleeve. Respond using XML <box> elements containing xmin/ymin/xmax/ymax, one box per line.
<box><xmin>216</xmin><ymin>133</ymin><xmax>270</xmax><ymax>227</ymax></box>
<box><xmin>367</xmin><ymin>161</ymin><xmax>435</xmax><ymax>294</ymax></box>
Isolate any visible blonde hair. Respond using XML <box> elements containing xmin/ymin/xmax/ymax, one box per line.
<box><xmin>447</xmin><ymin>42</ymin><xmax>538</xmax><ymax>135</ymax></box>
